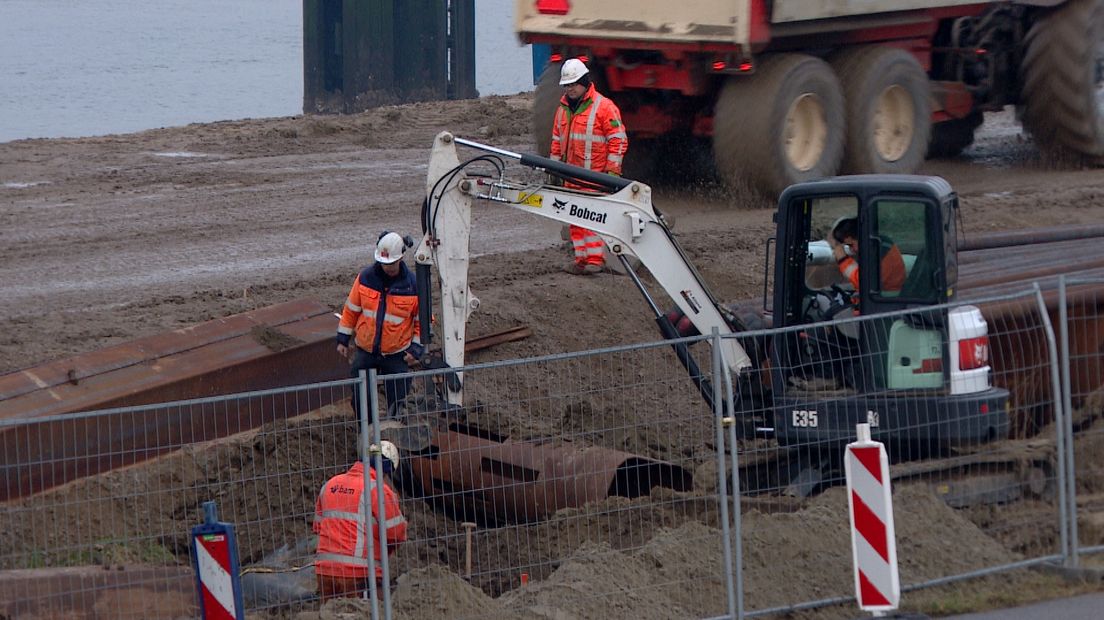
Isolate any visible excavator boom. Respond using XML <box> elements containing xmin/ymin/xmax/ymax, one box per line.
<box><xmin>414</xmin><ymin>132</ymin><xmax>751</xmax><ymax>406</ymax></box>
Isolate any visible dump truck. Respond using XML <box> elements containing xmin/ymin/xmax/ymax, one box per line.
<box><xmin>519</xmin><ymin>0</ymin><xmax>1104</xmax><ymax>194</ymax></box>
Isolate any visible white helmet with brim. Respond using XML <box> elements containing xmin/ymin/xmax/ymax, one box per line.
<box><xmin>559</xmin><ymin>58</ymin><xmax>589</xmax><ymax>85</ymax></box>
<box><xmin>375</xmin><ymin>232</ymin><xmax>406</xmax><ymax>264</ymax></box>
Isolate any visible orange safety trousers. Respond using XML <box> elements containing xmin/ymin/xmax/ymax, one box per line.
<box><xmin>570</xmin><ymin>225</ymin><xmax>605</xmax><ymax>266</ymax></box>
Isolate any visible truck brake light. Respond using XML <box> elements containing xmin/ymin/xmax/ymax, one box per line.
<box><xmin>958</xmin><ymin>336</ymin><xmax>990</xmax><ymax>370</ymax></box>
<box><xmin>536</xmin><ymin>0</ymin><xmax>571</xmax><ymax>15</ymax></box>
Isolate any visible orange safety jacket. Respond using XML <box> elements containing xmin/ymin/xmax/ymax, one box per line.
<box><xmin>314</xmin><ymin>463</ymin><xmax>408</xmax><ymax>579</ymax></box>
<box><xmin>550</xmin><ymin>83</ymin><xmax>628</xmax><ymax>177</ymax></box>
<box><xmin>336</xmin><ymin>262</ymin><xmax>423</xmax><ymax>357</ymax></box>
<box><xmin>838</xmin><ymin>243</ymin><xmax>906</xmax><ymax>295</ymax></box>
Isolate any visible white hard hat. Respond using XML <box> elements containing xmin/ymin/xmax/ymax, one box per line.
<box><xmin>379</xmin><ymin>440</ymin><xmax>400</xmax><ymax>473</ymax></box>
<box><xmin>559</xmin><ymin>58</ymin><xmax>589</xmax><ymax>85</ymax></box>
<box><xmin>375</xmin><ymin>232</ymin><xmax>405</xmax><ymax>264</ymax></box>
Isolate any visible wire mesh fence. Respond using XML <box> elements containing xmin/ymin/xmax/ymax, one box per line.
<box><xmin>1060</xmin><ymin>276</ymin><xmax>1104</xmax><ymax>560</ymax></box>
<box><xmin>0</xmin><ymin>379</ymin><xmax>359</xmax><ymax>619</ymax></box>
<box><xmin>373</xmin><ymin>334</ymin><xmax>738</xmax><ymax>619</ymax></box>
<box><xmin>1</xmin><ymin>283</ymin><xmax>1101</xmax><ymax>619</ymax></box>
<box><xmin>723</xmin><ymin>288</ymin><xmax>1065</xmax><ymax>616</ymax></box>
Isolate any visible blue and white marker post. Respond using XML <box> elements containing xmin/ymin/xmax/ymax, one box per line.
<box><xmin>191</xmin><ymin>501</ymin><xmax>245</xmax><ymax>620</ymax></box>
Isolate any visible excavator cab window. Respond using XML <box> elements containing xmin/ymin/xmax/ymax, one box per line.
<box><xmin>774</xmin><ymin>188</ymin><xmax>948</xmax><ymax>394</ymax></box>
<box><xmin>772</xmin><ymin>193</ymin><xmax>865</xmax><ymax>393</ymax></box>
<box><xmin>870</xmin><ymin>199</ymin><xmax>933</xmax><ymax>301</ymax></box>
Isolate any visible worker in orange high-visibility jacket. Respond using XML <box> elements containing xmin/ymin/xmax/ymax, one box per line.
<box><xmin>830</xmin><ymin>217</ymin><xmax>906</xmax><ymax>298</ymax></box>
<box><xmin>337</xmin><ymin>231</ymin><xmax>423</xmax><ymax>414</ymax></box>
<box><xmin>550</xmin><ymin>58</ymin><xmax>628</xmax><ymax>275</ymax></box>
<box><xmin>314</xmin><ymin>440</ymin><xmax>408</xmax><ymax>602</ymax></box>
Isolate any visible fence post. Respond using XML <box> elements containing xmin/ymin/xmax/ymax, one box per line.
<box><xmin>721</xmin><ymin>334</ymin><xmax>746</xmax><ymax>619</ymax></box>
<box><xmin>358</xmin><ymin>370</ymin><xmax>381</xmax><ymax>620</ymax></box>
<box><xmin>1034</xmin><ymin>284</ymin><xmax>1071</xmax><ymax>565</ymax></box>
<box><xmin>711</xmin><ymin>329</ymin><xmax>738</xmax><ymax>619</ymax></box>
<box><xmin>190</xmin><ymin>501</ymin><xmax>245</xmax><ymax>620</ymax></box>
<box><xmin>1058</xmin><ymin>276</ymin><xmax>1080</xmax><ymax>566</ymax></box>
<box><xmin>368</xmin><ymin>368</ymin><xmax>394</xmax><ymax>620</ymax></box>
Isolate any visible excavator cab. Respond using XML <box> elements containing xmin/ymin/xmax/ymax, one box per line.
<box><xmin>768</xmin><ymin>176</ymin><xmax>1008</xmax><ymax>450</ymax></box>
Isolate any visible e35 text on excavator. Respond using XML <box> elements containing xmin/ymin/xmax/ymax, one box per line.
<box><xmin>411</xmin><ymin>131</ymin><xmax>1012</xmax><ymax>461</ymax></box>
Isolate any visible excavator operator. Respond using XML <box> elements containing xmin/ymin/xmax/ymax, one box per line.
<box><xmin>828</xmin><ymin>217</ymin><xmax>906</xmax><ymax>298</ymax></box>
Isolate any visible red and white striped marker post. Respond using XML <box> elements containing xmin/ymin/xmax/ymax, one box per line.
<box><xmin>845</xmin><ymin>423</ymin><xmax>900</xmax><ymax>613</ymax></box>
<box><xmin>191</xmin><ymin>501</ymin><xmax>245</xmax><ymax>620</ymax></box>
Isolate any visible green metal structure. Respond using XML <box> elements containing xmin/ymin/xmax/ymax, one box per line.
<box><xmin>303</xmin><ymin>0</ymin><xmax>476</xmax><ymax>113</ymax></box>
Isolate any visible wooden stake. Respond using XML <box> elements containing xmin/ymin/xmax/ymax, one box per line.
<box><xmin>462</xmin><ymin>521</ymin><xmax>476</xmax><ymax>580</ymax></box>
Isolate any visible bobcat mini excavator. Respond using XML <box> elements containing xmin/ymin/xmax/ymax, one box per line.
<box><xmin>396</xmin><ymin>132</ymin><xmax>1010</xmax><ymax>507</ymax></box>
<box><xmin>412</xmin><ymin>131</ymin><xmax>1009</xmax><ymax>453</ymax></box>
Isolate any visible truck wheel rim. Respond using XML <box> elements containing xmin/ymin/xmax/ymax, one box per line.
<box><xmin>784</xmin><ymin>93</ymin><xmax>828</xmax><ymax>172</ymax></box>
<box><xmin>873</xmin><ymin>85</ymin><xmax>914</xmax><ymax>162</ymax></box>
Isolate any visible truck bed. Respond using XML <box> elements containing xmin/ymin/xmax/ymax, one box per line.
<box><xmin>516</xmin><ymin>0</ymin><xmax>1001</xmax><ymax>47</ymax></box>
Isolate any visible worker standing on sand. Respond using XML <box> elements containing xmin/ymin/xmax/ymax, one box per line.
<box><xmin>336</xmin><ymin>231</ymin><xmax>423</xmax><ymax>414</ymax></box>
<box><xmin>314</xmin><ymin>440</ymin><xmax>408</xmax><ymax>602</ymax></box>
<box><xmin>550</xmin><ymin>58</ymin><xmax>629</xmax><ymax>275</ymax></box>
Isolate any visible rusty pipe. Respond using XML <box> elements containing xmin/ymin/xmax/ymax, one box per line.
<box><xmin>958</xmin><ymin>224</ymin><xmax>1104</xmax><ymax>252</ymax></box>
<box><xmin>958</xmin><ymin>256</ymin><xmax>1104</xmax><ymax>291</ymax></box>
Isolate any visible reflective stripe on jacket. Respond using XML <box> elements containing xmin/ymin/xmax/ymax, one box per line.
<box><xmin>313</xmin><ymin>463</ymin><xmax>408</xmax><ymax>579</ymax></box>
<box><xmin>550</xmin><ymin>83</ymin><xmax>628</xmax><ymax>175</ymax></box>
<box><xmin>336</xmin><ymin>262</ymin><xmax>422</xmax><ymax>356</ymax></box>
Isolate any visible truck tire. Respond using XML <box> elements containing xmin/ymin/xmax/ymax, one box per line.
<box><xmin>831</xmin><ymin>47</ymin><xmax>932</xmax><ymax>174</ymax></box>
<box><xmin>532</xmin><ymin>63</ymin><xmax>562</xmax><ymax>157</ymax></box>
<box><xmin>927</xmin><ymin>111</ymin><xmax>984</xmax><ymax>158</ymax></box>
<box><xmin>713</xmin><ymin>54</ymin><xmax>845</xmax><ymax>196</ymax></box>
<box><xmin>1021</xmin><ymin>0</ymin><xmax>1104</xmax><ymax>162</ymax></box>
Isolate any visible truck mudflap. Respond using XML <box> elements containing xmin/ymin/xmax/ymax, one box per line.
<box><xmin>772</xmin><ymin>386</ymin><xmax>1011</xmax><ymax>449</ymax></box>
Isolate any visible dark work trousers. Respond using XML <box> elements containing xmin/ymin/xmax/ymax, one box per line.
<box><xmin>349</xmin><ymin>347</ymin><xmax>412</xmax><ymax>418</ymax></box>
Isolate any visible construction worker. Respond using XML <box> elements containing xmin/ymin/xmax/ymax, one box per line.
<box><xmin>337</xmin><ymin>231</ymin><xmax>423</xmax><ymax>414</ymax></box>
<box><xmin>550</xmin><ymin>58</ymin><xmax>628</xmax><ymax>275</ymax></box>
<box><xmin>829</xmin><ymin>217</ymin><xmax>906</xmax><ymax>297</ymax></box>
<box><xmin>314</xmin><ymin>440</ymin><xmax>408</xmax><ymax>602</ymax></box>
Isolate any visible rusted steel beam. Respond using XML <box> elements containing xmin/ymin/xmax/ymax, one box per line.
<box><xmin>0</xmin><ymin>299</ymin><xmax>349</xmax><ymax>501</ymax></box>
<box><xmin>973</xmin><ymin>285</ymin><xmax>1104</xmax><ymax>437</ymax></box>
<box><xmin>0</xmin><ymin>307</ymin><xmax>532</xmax><ymax>501</ymax></box>
<box><xmin>465</xmin><ymin>325</ymin><xmax>532</xmax><ymax>352</ymax></box>
<box><xmin>0</xmin><ymin>299</ymin><xmax>347</xmax><ymax>419</ymax></box>
<box><xmin>406</xmin><ymin>420</ymin><xmax>692</xmax><ymax>524</ymax></box>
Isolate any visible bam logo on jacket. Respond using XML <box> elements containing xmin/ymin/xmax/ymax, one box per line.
<box><xmin>569</xmin><ymin>204</ymin><xmax>607</xmax><ymax>224</ymax></box>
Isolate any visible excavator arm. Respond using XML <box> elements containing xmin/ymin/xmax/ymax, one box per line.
<box><xmin>414</xmin><ymin>132</ymin><xmax>751</xmax><ymax>407</ymax></box>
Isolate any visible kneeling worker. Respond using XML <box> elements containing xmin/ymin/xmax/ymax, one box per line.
<box><xmin>314</xmin><ymin>440</ymin><xmax>408</xmax><ymax>602</ymax></box>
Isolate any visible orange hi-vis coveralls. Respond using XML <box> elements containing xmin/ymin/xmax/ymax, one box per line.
<box><xmin>314</xmin><ymin>463</ymin><xmax>408</xmax><ymax>600</ymax></box>
<box><xmin>550</xmin><ymin>82</ymin><xmax>628</xmax><ymax>267</ymax></box>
